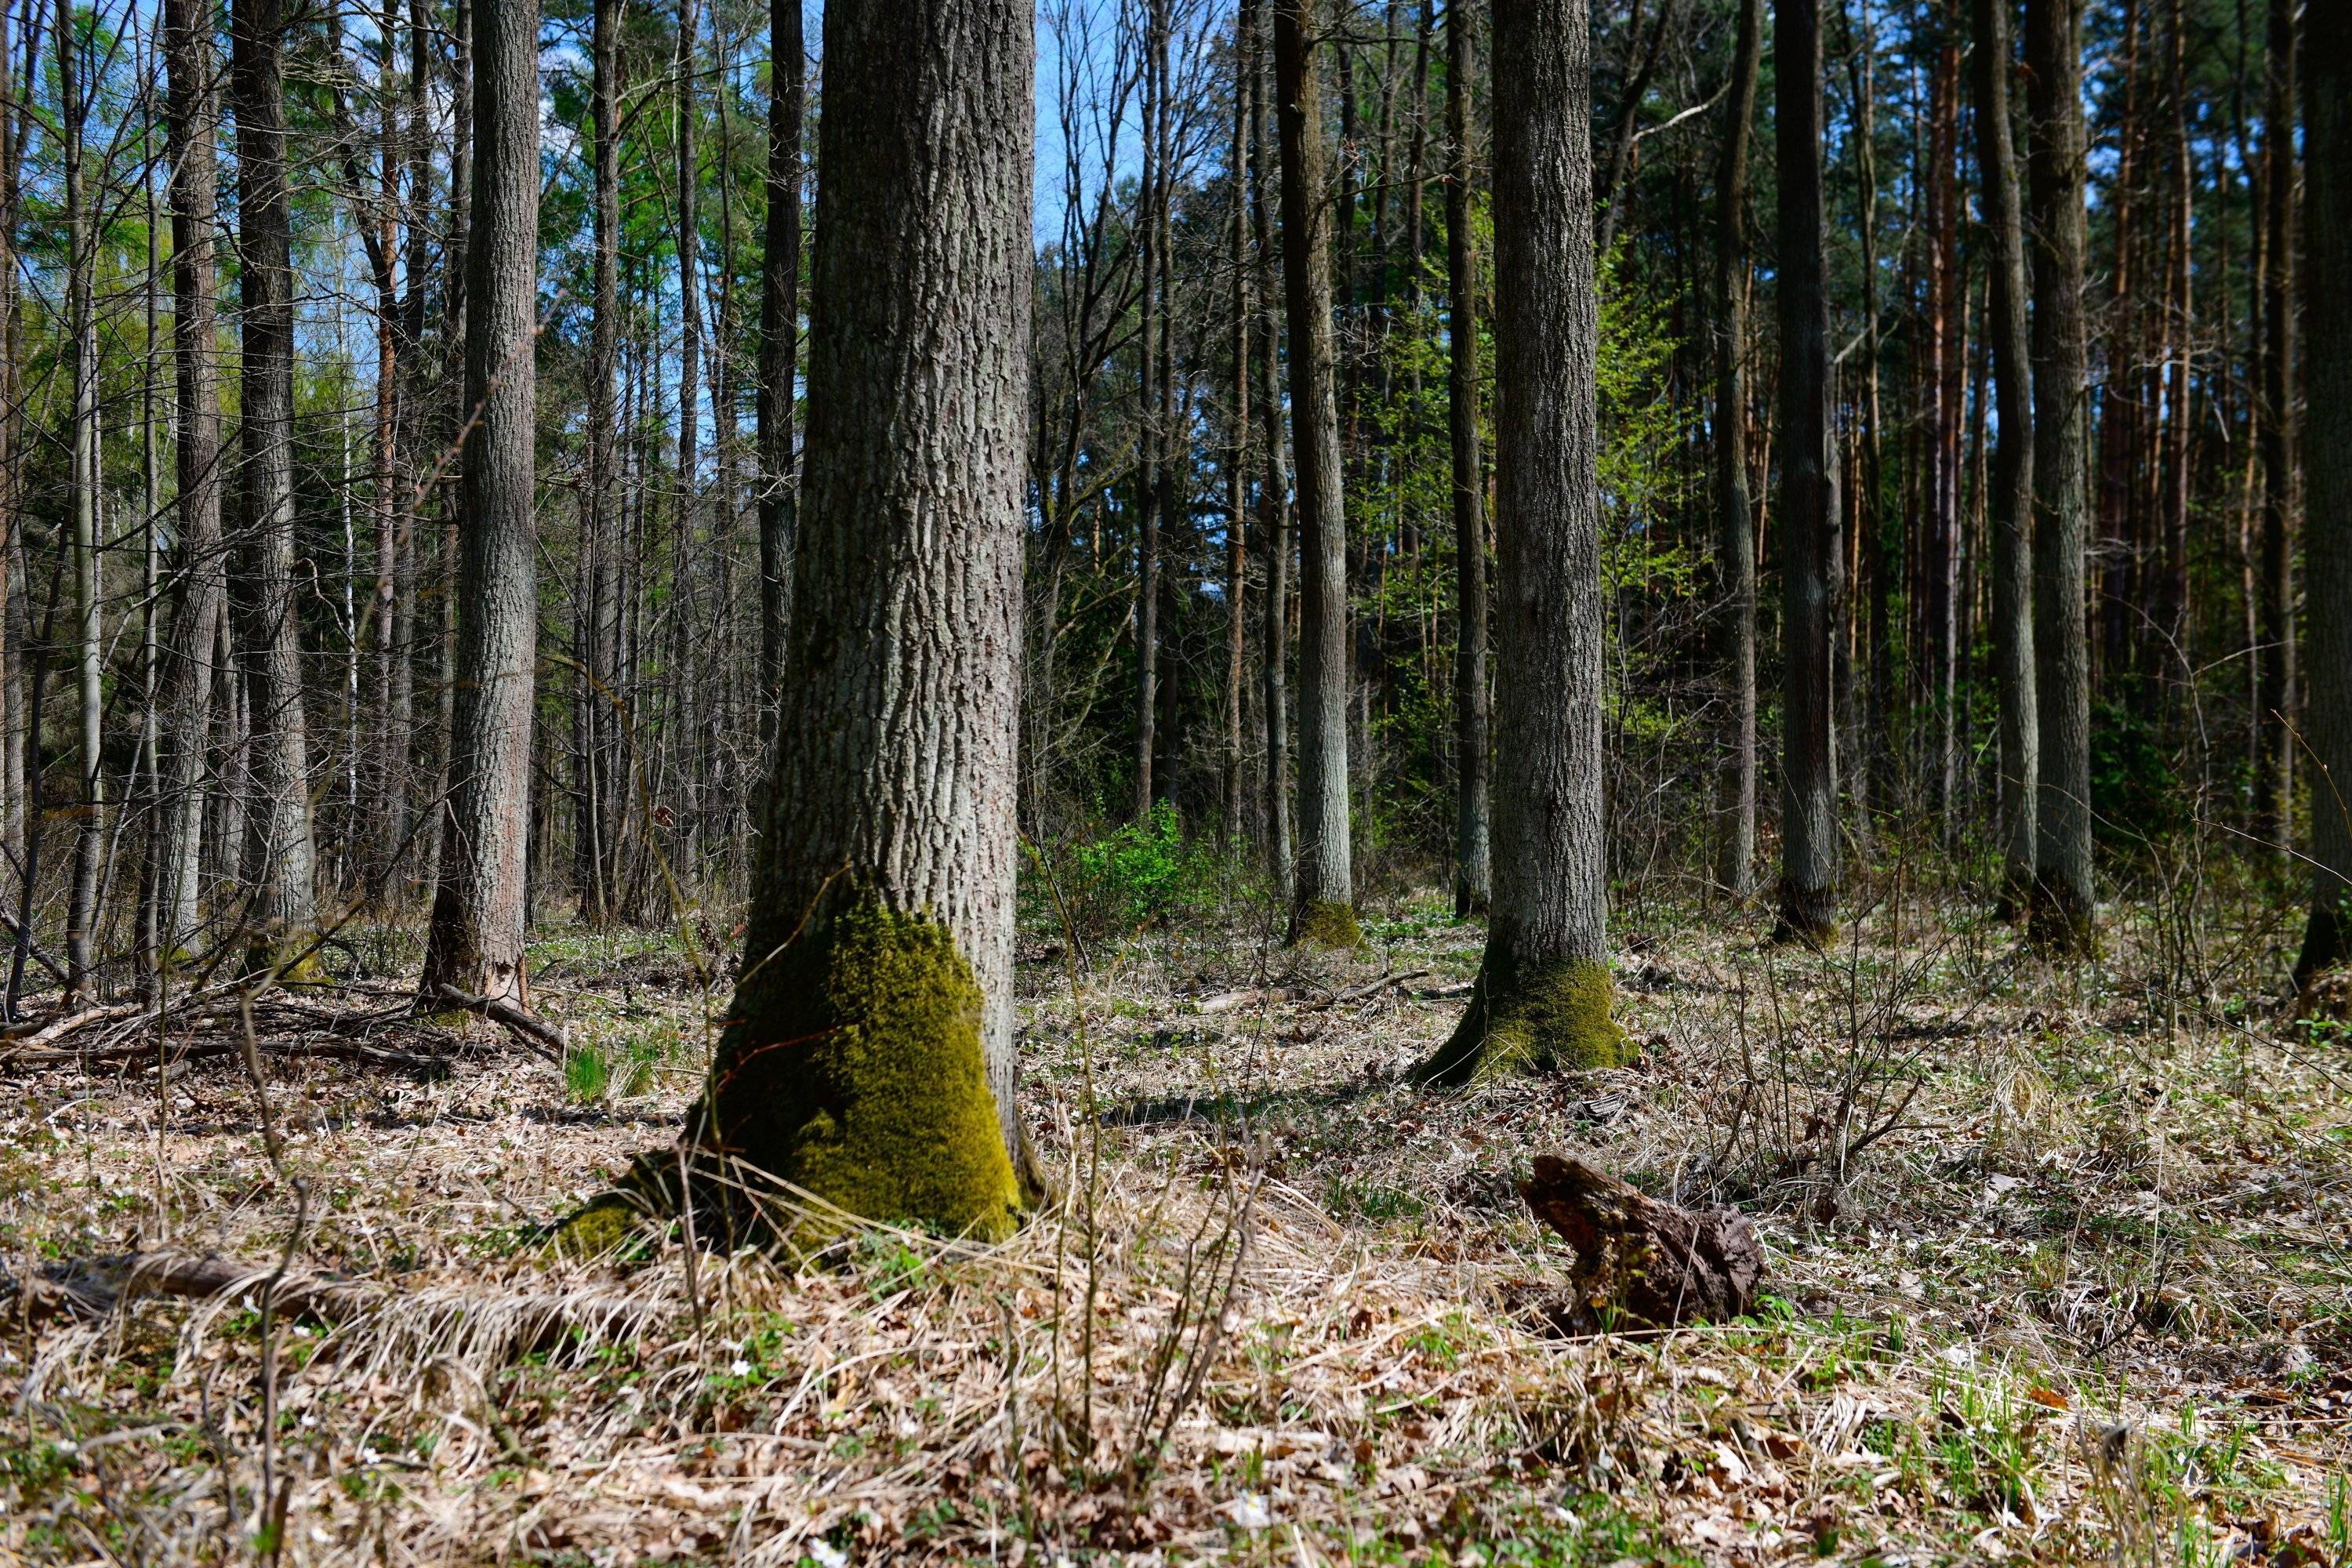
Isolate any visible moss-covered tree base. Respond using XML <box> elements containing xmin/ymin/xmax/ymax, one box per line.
<box><xmin>1771</xmin><ymin>879</ymin><xmax>1837</xmax><ymax>949</ymax></box>
<box><xmin>1288</xmin><ymin>898</ymin><xmax>1363</xmax><ymax>949</ymax></box>
<box><xmin>550</xmin><ymin>903</ymin><xmax>1025</xmax><ymax>1258</ymax></box>
<box><xmin>1410</xmin><ymin>953</ymin><xmax>1624</xmax><ymax>1087</ymax></box>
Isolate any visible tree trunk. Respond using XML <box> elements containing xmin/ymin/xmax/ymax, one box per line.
<box><xmin>681</xmin><ymin>0</ymin><xmax>1036</xmax><ymax>1235</ymax></box>
<box><xmin>1275</xmin><ymin>0</ymin><xmax>1356</xmax><ymax>946</ymax></box>
<box><xmin>1415</xmin><ymin>0</ymin><xmax>1617</xmax><ymax>1086</ymax></box>
<box><xmin>419</xmin><ymin>0</ymin><xmax>539</xmax><ymax>1005</ymax></box>
<box><xmin>60</xmin><ymin>0</ymin><xmax>103</xmax><ymax>994</ymax></box>
<box><xmin>2295</xmin><ymin>0</ymin><xmax>2352</xmax><ymax>982</ymax></box>
<box><xmin>1971</xmin><ymin>0</ymin><xmax>2038</xmax><ymax>908</ymax></box>
<box><xmin>1447</xmin><ymin>0</ymin><xmax>1491</xmax><ymax>919</ymax></box>
<box><xmin>1711</xmin><ymin>0</ymin><xmax>1761</xmax><ymax>900</ymax></box>
<box><xmin>1251</xmin><ymin>0</ymin><xmax>1296</xmax><ymax>904</ymax></box>
<box><xmin>1774</xmin><ymin>0</ymin><xmax>1840</xmax><ymax>943</ymax></box>
<box><xmin>2024</xmin><ymin>0</ymin><xmax>2095</xmax><ymax>952</ymax></box>
<box><xmin>757</xmin><ymin>0</ymin><xmax>804</xmax><ymax>731</ymax></box>
<box><xmin>577</xmin><ymin>0</ymin><xmax>622</xmax><ymax>921</ymax></box>
<box><xmin>155</xmin><ymin>0</ymin><xmax>227</xmax><ymax>966</ymax></box>
<box><xmin>232</xmin><ymin>0</ymin><xmax>320</xmax><ymax>972</ymax></box>
<box><xmin>1224</xmin><ymin>26</ymin><xmax>1252</xmax><ymax>851</ymax></box>
<box><xmin>2256</xmin><ymin>0</ymin><xmax>2296</xmax><ymax>852</ymax></box>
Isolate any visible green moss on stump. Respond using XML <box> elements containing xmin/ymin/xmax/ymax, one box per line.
<box><xmin>1412</xmin><ymin>955</ymin><xmax>1624</xmax><ymax>1087</ymax></box>
<box><xmin>706</xmin><ymin>903</ymin><xmax>1022</xmax><ymax>1245</ymax></box>
<box><xmin>546</xmin><ymin>1190</ymin><xmax>652</xmax><ymax>1261</ymax></box>
<box><xmin>1290</xmin><ymin>899</ymin><xmax>1363</xmax><ymax>950</ymax></box>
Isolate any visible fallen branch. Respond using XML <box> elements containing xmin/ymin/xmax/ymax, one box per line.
<box><xmin>0</xmin><ymin>1034</ymin><xmax>451</xmax><ymax>1077</ymax></box>
<box><xmin>429</xmin><ymin>985</ymin><xmax>568</xmax><ymax>1062</ymax></box>
<box><xmin>8</xmin><ymin>1247</ymin><xmax>380</xmax><ymax>1327</ymax></box>
<box><xmin>1521</xmin><ymin>1153</ymin><xmax>1765</xmax><ymax>1328</ymax></box>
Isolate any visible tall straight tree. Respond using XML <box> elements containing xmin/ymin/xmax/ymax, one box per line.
<box><xmin>2024</xmin><ymin>0</ymin><xmax>2094</xmax><ymax>951</ymax></box>
<box><xmin>1275</xmin><ymin>0</ymin><xmax>1356</xmax><ymax>946</ymax></box>
<box><xmin>1711</xmin><ymin>0</ymin><xmax>1761</xmax><ymax>899</ymax></box>
<box><xmin>757</xmin><ymin>0</ymin><xmax>804</xmax><ymax>713</ymax></box>
<box><xmin>1774</xmin><ymin>0</ymin><xmax>1840</xmax><ymax>942</ymax></box>
<box><xmin>679</xmin><ymin>0</ymin><xmax>1036</xmax><ymax>1232</ymax></box>
<box><xmin>59</xmin><ymin>0</ymin><xmax>102</xmax><ymax>991</ymax></box>
<box><xmin>1446</xmin><ymin>0</ymin><xmax>1490</xmax><ymax>918</ymax></box>
<box><xmin>2255</xmin><ymin>0</ymin><xmax>2296</xmax><ymax>848</ymax></box>
<box><xmin>2295</xmin><ymin>0</ymin><xmax>2352</xmax><ymax>982</ymax></box>
<box><xmin>1223</xmin><ymin>14</ymin><xmax>1251</xmax><ymax>848</ymax></box>
<box><xmin>155</xmin><ymin>0</ymin><xmax>228</xmax><ymax>964</ymax></box>
<box><xmin>1250</xmin><ymin>0</ymin><xmax>1295</xmax><ymax>902</ymax></box>
<box><xmin>232</xmin><ymin>0</ymin><xmax>320</xmax><ymax>969</ymax></box>
<box><xmin>1971</xmin><ymin>0</ymin><xmax>2038</xmax><ymax>907</ymax></box>
<box><xmin>577</xmin><ymin>0</ymin><xmax>623</xmax><ymax>916</ymax></box>
<box><xmin>420</xmin><ymin>0</ymin><xmax>540</xmax><ymax>1005</ymax></box>
<box><xmin>1415</xmin><ymin>0</ymin><xmax>1617</xmax><ymax>1085</ymax></box>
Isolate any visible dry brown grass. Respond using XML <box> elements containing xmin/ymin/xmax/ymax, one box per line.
<box><xmin>0</xmin><ymin>887</ymin><xmax>2346</xmax><ymax>1566</ymax></box>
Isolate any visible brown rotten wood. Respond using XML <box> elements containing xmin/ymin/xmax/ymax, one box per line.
<box><xmin>1520</xmin><ymin>1153</ymin><xmax>1766</xmax><ymax>1328</ymax></box>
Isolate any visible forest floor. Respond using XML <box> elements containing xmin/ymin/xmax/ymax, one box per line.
<box><xmin>1</xmin><ymin>876</ymin><xmax>2348</xmax><ymax>1566</ymax></box>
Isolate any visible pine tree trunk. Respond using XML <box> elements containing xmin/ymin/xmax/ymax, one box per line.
<box><xmin>156</xmin><ymin>0</ymin><xmax>227</xmax><ymax>964</ymax></box>
<box><xmin>1711</xmin><ymin>0</ymin><xmax>1761</xmax><ymax>900</ymax></box>
<box><xmin>1275</xmin><ymin>0</ymin><xmax>1356</xmax><ymax>945</ymax></box>
<box><xmin>2256</xmin><ymin>0</ymin><xmax>2296</xmax><ymax>852</ymax></box>
<box><xmin>232</xmin><ymin>0</ymin><xmax>320</xmax><ymax>971</ymax></box>
<box><xmin>757</xmin><ymin>0</ymin><xmax>803</xmax><ymax>729</ymax></box>
<box><xmin>1250</xmin><ymin>0</ymin><xmax>1295</xmax><ymax>903</ymax></box>
<box><xmin>419</xmin><ymin>0</ymin><xmax>539</xmax><ymax>1005</ymax></box>
<box><xmin>1446</xmin><ymin>1</ymin><xmax>1491</xmax><ymax>919</ymax></box>
<box><xmin>1971</xmin><ymin>0</ymin><xmax>2038</xmax><ymax>907</ymax></box>
<box><xmin>2025</xmin><ymin>0</ymin><xmax>2096</xmax><ymax>951</ymax></box>
<box><xmin>1416</xmin><ymin>0</ymin><xmax>1617</xmax><ymax>1087</ymax></box>
<box><xmin>1774</xmin><ymin>0</ymin><xmax>1840</xmax><ymax>943</ymax></box>
<box><xmin>2295</xmin><ymin>0</ymin><xmax>2352</xmax><ymax>982</ymax></box>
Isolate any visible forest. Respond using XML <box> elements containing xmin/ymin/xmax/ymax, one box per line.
<box><xmin>0</xmin><ymin>0</ymin><xmax>2347</xmax><ymax>1560</ymax></box>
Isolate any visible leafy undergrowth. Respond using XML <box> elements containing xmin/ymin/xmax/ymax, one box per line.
<box><xmin>0</xmin><ymin>884</ymin><xmax>2347</xmax><ymax>1565</ymax></box>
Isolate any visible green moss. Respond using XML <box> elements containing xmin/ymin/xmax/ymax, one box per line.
<box><xmin>544</xmin><ymin>1191</ymin><xmax>650</xmax><ymax>1261</ymax></box>
<box><xmin>1412</xmin><ymin>954</ymin><xmax>1624</xmax><ymax>1087</ymax></box>
<box><xmin>704</xmin><ymin>902</ymin><xmax>1022</xmax><ymax>1246</ymax></box>
<box><xmin>1290</xmin><ymin>898</ymin><xmax>1363</xmax><ymax>950</ymax></box>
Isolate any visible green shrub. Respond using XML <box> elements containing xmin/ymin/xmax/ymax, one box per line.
<box><xmin>1044</xmin><ymin>802</ymin><xmax>1229</xmax><ymax>937</ymax></box>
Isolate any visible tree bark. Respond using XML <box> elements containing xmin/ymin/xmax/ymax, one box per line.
<box><xmin>1446</xmin><ymin>0</ymin><xmax>1491</xmax><ymax>920</ymax></box>
<box><xmin>2295</xmin><ymin>0</ymin><xmax>2352</xmax><ymax>982</ymax></box>
<box><xmin>60</xmin><ymin>0</ymin><xmax>103</xmax><ymax>994</ymax></box>
<box><xmin>682</xmin><ymin>0</ymin><xmax>1036</xmax><ymax>1232</ymax></box>
<box><xmin>232</xmin><ymin>0</ymin><xmax>321</xmax><ymax>972</ymax></box>
<box><xmin>1970</xmin><ymin>0</ymin><xmax>2038</xmax><ymax>908</ymax></box>
<box><xmin>2024</xmin><ymin>0</ymin><xmax>2095</xmax><ymax>952</ymax></box>
<box><xmin>578</xmin><ymin>0</ymin><xmax>623</xmax><ymax>920</ymax></box>
<box><xmin>1224</xmin><ymin>22</ymin><xmax>1252</xmax><ymax>851</ymax></box>
<box><xmin>1251</xmin><ymin>0</ymin><xmax>1296</xmax><ymax>904</ymax></box>
<box><xmin>1416</xmin><ymin>0</ymin><xmax>1617</xmax><ymax>1087</ymax></box>
<box><xmin>419</xmin><ymin>0</ymin><xmax>540</xmax><ymax>1005</ymax></box>
<box><xmin>757</xmin><ymin>0</ymin><xmax>804</xmax><ymax>730</ymax></box>
<box><xmin>1773</xmin><ymin>0</ymin><xmax>1840</xmax><ymax>944</ymax></box>
<box><xmin>155</xmin><ymin>0</ymin><xmax>227</xmax><ymax>966</ymax></box>
<box><xmin>1711</xmin><ymin>0</ymin><xmax>1761</xmax><ymax>900</ymax></box>
<box><xmin>2256</xmin><ymin>0</ymin><xmax>2296</xmax><ymax>852</ymax></box>
<box><xmin>1275</xmin><ymin>0</ymin><xmax>1356</xmax><ymax>946</ymax></box>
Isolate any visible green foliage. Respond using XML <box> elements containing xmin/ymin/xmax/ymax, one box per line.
<box><xmin>1049</xmin><ymin>802</ymin><xmax>1229</xmax><ymax>937</ymax></box>
<box><xmin>2090</xmin><ymin>691</ymin><xmax>2190</xmax><ymax>847</ymax></box>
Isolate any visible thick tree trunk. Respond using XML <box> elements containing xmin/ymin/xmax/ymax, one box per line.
<box><xmin>1773</xmin><ymin>0</ymin><xmax>1840</xmax><ymax>944</ymax></box>
<box><xmin>1251</xmin><ymin>0</ymin><xmax>1296</xmax><ymax>903</ymax></box>
<box><xmin>1446</xmin><ymin>2</ymin><xmax>1490</xmax><ymax>920</ymax></box>
<box><xmin>1971</xmin><ymin>0</ymin><xmax>2038</xmax><ymax>908</ymax></box>
<box><xmin>681</xmin><ymin>0</ymin><xmax>1035</xmax><ymax>1235</ymax></box>
<box><xmin>2294</xmin><ymin>0</ymin><xmax>2352</xmax><ymax>982</ymax></box>
<box><xmin>1711</xmin><ymin>0</ymin><xmax>1761</xmax><ymax>901</ymax></box>
<box><xmin>757</xmin><ymin>0</ymin><xmax>804</xmax><ymax>728</ymax></box>
<box><xmin>419</xmin><ymin>0</ymin><xmax>539</xmax><ymax>1005</ymax></box>
<box><xmin>1275</xmin><ymin>0</ymin><xmax>1356</xmax><ymax>946</ymax></box>
<box><xmin>2256</xmin><ymin>0</ymin><xmax>2296</xmax><ymax>852</ymax></box>
<box><xmin>155</xmin><ymin>0</ymin><xmax>227</xmax><ymax>965</ymax></box>
<box><xmin>232</xmin><ymin>0</ymin><xmax>320</xmax><ymax>972</ymax></box>
<box><xmin>2025</xmin><ymin>0</ymin><xmax>2095</xmax><ymax>952</ymax></box>
<box><xmin>1415</xmin><ymin>0</ymin><xmax>1617</xmax><ymax>1087</ymax></box>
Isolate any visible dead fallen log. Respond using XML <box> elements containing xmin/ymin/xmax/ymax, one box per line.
<box><xmin>8</xmin><ymin>1247</ymin><xmax>381</xmax><ymax>1327</ymax></box>
<box><xmin>429</xmin><ymin>985</ymin><xmax>567</xmax><ymax>1062</ymax></box>
<box><xmin>0</xmin><ymin>1034</ymin><xmax>450</xmax><ymax>1077</ymax></box>
<box><xmin>1520</xmin><ymin>1153</ymin><xmax>1765</xmax><ymax>1329</ymax></box>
